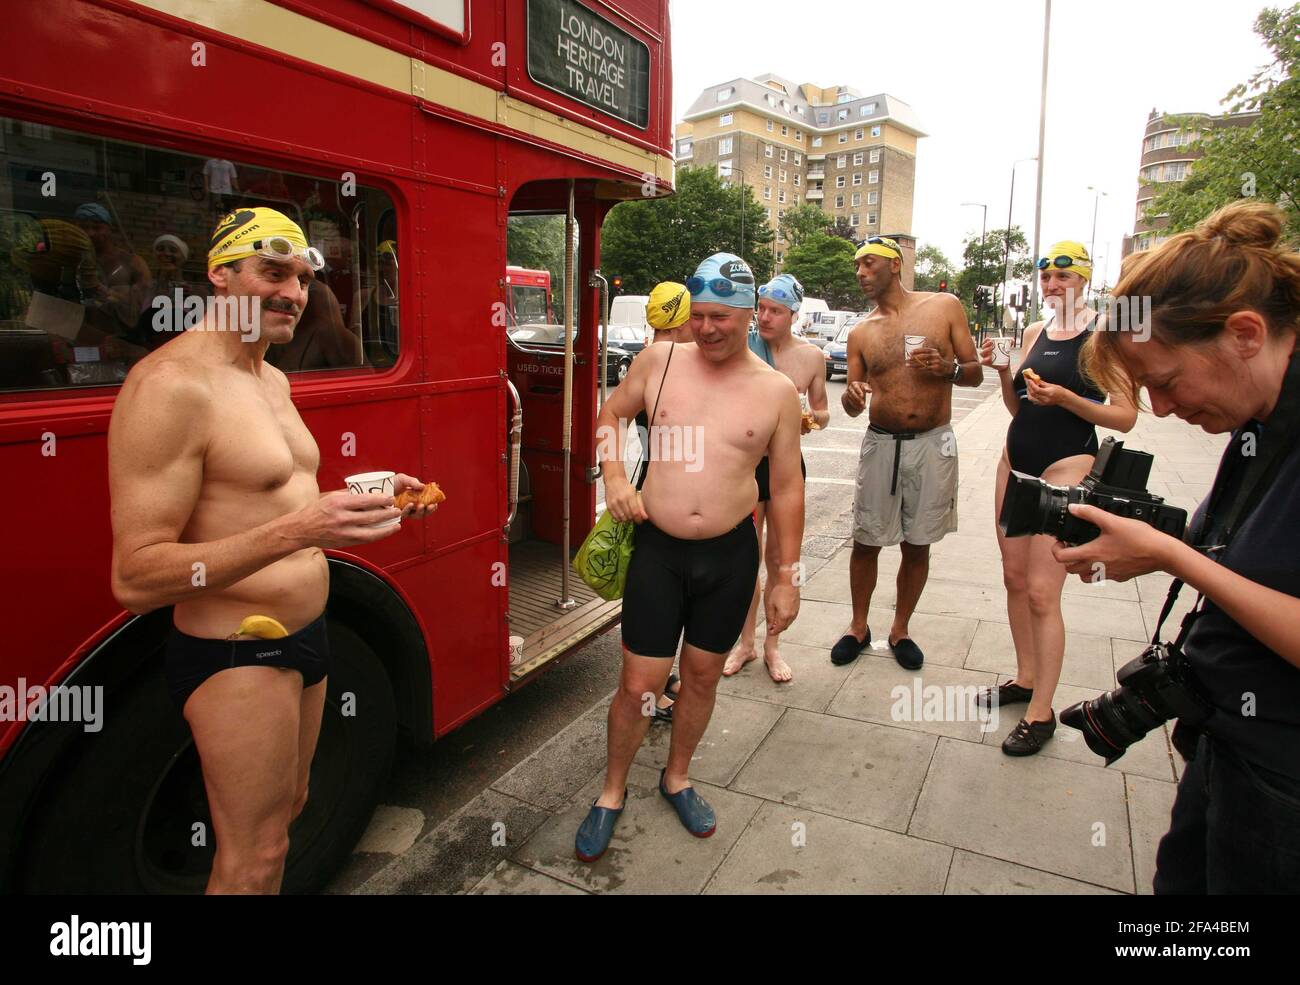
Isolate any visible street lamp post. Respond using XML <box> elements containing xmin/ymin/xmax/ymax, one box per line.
<box><xmin>1005</xmin><ymin>156</ymin><xmax>1037</xmax><ymax>343</ymax></box>
<box><xmin>1030</xmin><ymin>0</ymin><xmax>1052</xmax><ymax>323</ymax></box>
<box><xmin>1087</xmin><ymin>185</ymin><xmax>1108</xmax><ymax>294</ymax></box>
<box><xmin>961</xmin><ymin>201</ymin><xmax>987</xmax><ymax>340</ymax></box>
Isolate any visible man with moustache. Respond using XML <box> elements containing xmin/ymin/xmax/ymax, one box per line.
<box><xmin>108</xmin><ymin>207</ymin><xmax>437</xmax><ymax>893</ymax></box>
<box><xmin>575</xmin><ymin>253</ymin><xmax>804</xmax><ymax>861</ymax></box>
<box><xmin>833</xmin><ymin>237</ymin><xmax>981</xmax><ymax>670</ymax></box>
<box><xmin>725</xmin><ymin>273</ymin><xmax>828</xmax><ymax>683</ymax></box>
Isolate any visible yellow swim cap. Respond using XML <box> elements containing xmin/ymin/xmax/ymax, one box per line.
<box><xmin>207</xmin><ymin>207</ymin><xmax>312</xmax><ymax>271</ymax></box>
<box><xmin>1038</xmin><ymin>240</ymin><xmax>1092</xmax><ymax>282</ymax></box>
<box><xmin>646</xmin><ymin>281</ymin><xmax>690</xmax><ymax>331</ymax></box>
<box><xmin>854</xmin><ymin>236</ymin><xmax>902</xmax><ymax>263</ymax></box>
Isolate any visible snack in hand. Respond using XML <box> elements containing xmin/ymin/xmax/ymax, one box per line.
<box><xmin>394</xmin><ymin>481</ymin><xmax>446</xmax><ymax>511</ymax></box>
<box><xmin>1022</xmin><ymin>367</ymin><xmax>1041</xmax><ymax>384</ymax></box>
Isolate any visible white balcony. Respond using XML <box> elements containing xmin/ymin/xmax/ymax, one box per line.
<box><xmin>805</xmin><ymin>188</ymin><xmax>824</xmax><ymax>200</ymax></box>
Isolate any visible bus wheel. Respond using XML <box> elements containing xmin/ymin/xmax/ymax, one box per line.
<box><xmin>17</xmin><ymin>617</ymin><xmax>396</xmax><ymax>893</ymax></box>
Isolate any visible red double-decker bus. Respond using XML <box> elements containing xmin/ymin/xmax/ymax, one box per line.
<box><xmin>0</xmin><ymin>0</ymin><xmax>673</xmax><ymax>892</ymax></box>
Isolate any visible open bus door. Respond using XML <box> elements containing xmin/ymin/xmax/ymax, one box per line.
<box><xmin>503</xmin><ymin>180</ymin><xmax>623</xmax><ymax>681</ymax></box>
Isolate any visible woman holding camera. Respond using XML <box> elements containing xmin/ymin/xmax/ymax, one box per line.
<box><xmin>1057</xmin><ymin>202</ymin><xmax>1300</xmax><ymax>892</ymax></box>
<box><xmin>978</xmin><ymin>241</ymin><xmax>1137</xmax><ymax>755</ymax></box>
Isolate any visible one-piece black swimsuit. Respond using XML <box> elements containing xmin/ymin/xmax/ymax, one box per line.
<box><xmin>1006</xmin><ymin>320</ymin><xmax>1106</xmax><ymax>477</ymax></box>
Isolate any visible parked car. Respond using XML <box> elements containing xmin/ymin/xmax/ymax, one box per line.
<box><xmin>601</xmin><ymin>322</ymin><xmax>648</xmax><ymax>385</ymax></box>
<box><xmin>823</xmin><ymin>320</ymin><xmax>853</xmax><ymax>379</ymax></box>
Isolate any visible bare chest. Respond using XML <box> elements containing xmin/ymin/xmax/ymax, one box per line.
<box><xmin>203</xmin><ymin>376</ymin><xmax>320</xmax><ymax>494</ymax></box>
<box><xmin>648</xmin><ymin>363</ymin><xmax>777</xmax><ymax>462</ymax></box>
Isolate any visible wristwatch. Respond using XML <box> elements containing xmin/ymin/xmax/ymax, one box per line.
<box><xmin>950</xmin><ymin>360</ymin><xmax>962</xmax><ymax>382</ymax></box>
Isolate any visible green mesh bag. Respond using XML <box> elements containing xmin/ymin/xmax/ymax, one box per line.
<box><xmin>573</xmin><ymin>509</ymin><xmax>636</xmax><ymax>601</ymax></box>
<box><xmin>572</xmin><ymin>343</ymin><xmax>674</xmax><ymax>602</ymax></box>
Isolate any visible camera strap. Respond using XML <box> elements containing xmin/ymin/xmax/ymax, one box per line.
<box><xmin>1153</xmin><ymin>347</ymin><xmax>1300</xmax><ymax>648</ymax></box>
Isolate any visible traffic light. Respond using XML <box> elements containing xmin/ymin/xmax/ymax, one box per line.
<box><xmin>938</xmin><ymin>279</ymin><xmax>947</xmax><ymax>293</ymax></box>
<box><xmin>611</xmin><ymin>276</ymin><xmax>623</xmax><ymax>294</ymax></box>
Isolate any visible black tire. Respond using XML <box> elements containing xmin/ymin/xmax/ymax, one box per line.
<box><xmin>616</xmin><ymin>358</ymin><xmax>631</xmax><ymax>383</ymax></box>
<box><xmin>14</xmin><ymin>617</ymin><xmax>395</xmax><ymax>893</ymax></box>
<box><xmin>826</xmin><ymin>367</ymin><xmax>833</xmax><ymax>380</ymax></box>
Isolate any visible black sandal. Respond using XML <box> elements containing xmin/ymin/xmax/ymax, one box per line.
<box><xmin>1001</xmin><ymin>713</ymin><xmax>1056</xmax><ymax>756</ymax></box>
<box><xmin>976</xmin><ymin>679</ymin><xmax>1034</xmax><ymax>710</ymax></box>
<box><xmin>653</xmin><ymin>673</ymin><xmax>680</xmax><ymax>723</ymax></box>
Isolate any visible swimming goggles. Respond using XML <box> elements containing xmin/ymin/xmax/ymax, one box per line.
<box><xmin>252</xmin><ymin>237</ymin><xmax>325</xmax><ymax>271</ymax></box>
<box><xmin>1037</xmin><ymin>255</ymin><xmax>1086</xmax><ymax>271</ymax></box>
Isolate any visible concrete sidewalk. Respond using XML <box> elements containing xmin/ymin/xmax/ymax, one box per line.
<box><xmin>356</xmin><ymin>387</ymin><xmax>1229</xmax><ymax>895</ymax></box>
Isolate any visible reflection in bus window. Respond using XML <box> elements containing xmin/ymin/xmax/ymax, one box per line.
<box><xmin>505</xmin><ymin>214</ymin><xmax>576</xmax><ymax>347</ymax></box>
<box><xmin>0</xmin><ymin>115</ymin><xmax>397</xmax><ymax>392</ymax></box>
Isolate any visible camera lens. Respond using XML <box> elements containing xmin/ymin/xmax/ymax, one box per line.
<box><xmin>998</xmin><ymin>471</ymin><xmax>1072</xmax><ymax>538</ymax></box>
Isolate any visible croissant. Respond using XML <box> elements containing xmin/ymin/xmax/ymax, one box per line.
<box><xmin>395</xmin><ymin>481</ymin><xmax>446</xmax><ymax>511</ymax></box>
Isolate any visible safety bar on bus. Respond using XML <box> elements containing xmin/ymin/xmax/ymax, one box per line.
<box><xmin>589</xmin><ymin>268</ymin><xmax>610</xmax><ymax>407</ymax></box>
<box><xmin>505</xmin><ymin>331</ymin><xmax>570</xmax><ymax>359</ymax></box>
<box><xmin>504</xmin><ymin>379</ymin><xmax>523</xmax><ymax>538</ymax></box>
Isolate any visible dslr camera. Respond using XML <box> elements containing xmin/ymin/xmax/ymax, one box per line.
<box><xmin>1061</xmin><ymin>642</ymin><xmax>1214</xmax><ymax>764</ymax></box>
<box><xmin>999</xmin><ymin>438</ymin><xmax>1187</xmax><ymax>545</ymax></box>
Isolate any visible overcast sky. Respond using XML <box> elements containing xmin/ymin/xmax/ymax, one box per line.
<box><xmin>669</xmin><ymin>0</ymin><xmax>1275</xmax><ymax>286</ymax></box>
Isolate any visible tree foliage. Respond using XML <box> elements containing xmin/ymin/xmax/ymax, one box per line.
<box><xmin>779</xmin><ymin>203</ymin><xmax>832</xmax><ymax>249</ymax></box>
<box><xmin>600</xmin><ymin>166</ymin><xmax>775</xmax><ymax>294</ymax></box>
<box><xmin>781</xmin><ymin>232</ymin><xmax>862</xmax><ymax>310</ymax></box>
<box><xmin>913</xmin><ymin>243</ymin><xmax>956</xmax><ymax>293</ymax></box>
<box><xmin>1151</xmin><ymin>6</ymin><xmax>1300</xmax><ymax>242</ymax></box>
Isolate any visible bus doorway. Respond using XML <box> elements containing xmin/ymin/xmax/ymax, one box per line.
<box><xmin>503</xmin><ymin>182</ymin><xmax>619</xmax><ymax>680</ymax></box>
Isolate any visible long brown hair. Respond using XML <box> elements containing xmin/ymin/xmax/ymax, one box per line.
<box><xmin>1084</xmin><ymin>201</ymin><xmax>1300</xmax><ymax>403</ymax></box>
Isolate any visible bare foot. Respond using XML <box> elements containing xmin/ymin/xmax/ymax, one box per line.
<box><xmin>763</xmin><ymin>638</ymin><xmax>793</xmax><ymax>683</ymax></box>
<box><xmin>723</xmin><ymin>643</ymin><xmax>757</xmax><ymax>676</ymax></box>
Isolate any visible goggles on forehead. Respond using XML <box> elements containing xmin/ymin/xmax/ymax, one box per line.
<box><xmin>1037</xmin><ymin>255</ymin><xmax>1087</xmax><ymax>271</ymax></box>
<box><xmin>252</xmin><ymin>237</ymin><xmax>325</xmax><ymax>271</ymax></box>
<box><xmin>687</xmin><ymin>275</ymin><xmax>746</xmax><ymax>297</ymax></box>
<box><xmin>758</xmin><ymin>284</ymin><xmax>802</xmax><ymax>303</ymax></box>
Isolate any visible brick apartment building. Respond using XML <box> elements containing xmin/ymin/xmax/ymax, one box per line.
<box><xmin>674</xmin><ymin>74</ymin><xmax>924</xmax><ymax>284</ymax></box>
<box><xmin>1123</xmin><ymin>106</ymin><xmax>1261</xmax><ymax>257</ymax></box>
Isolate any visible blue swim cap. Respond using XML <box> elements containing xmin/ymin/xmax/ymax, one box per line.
<box><xmin>74</xmin><ymin>203</ymin><xmax>112</xmax><ymax>225</ymax></box>
<box><xmin>758</xmin><ymin>273</ymin><xmax>804</xmax><ymax>313</ymax></box>
<box><xmin>686</xmin><ymin>252</ymin><xmax>755</xmax><ymax>309</ymax></box>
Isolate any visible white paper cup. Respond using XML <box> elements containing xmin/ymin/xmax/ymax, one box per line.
<box><xmin>509</xmin><ymin>635</ymin><xmax>525</xmax><ymax>667</ymax></box>
<box><xmin>904</xmin><ymin>335</ymin><xmax>926</xmax><ymax>363</ymax></box>
<box><xmin>993</xmin><ymin>337</ymin><xmax>1011</xmax><ymax>367</ymax></box>
<box><xmin>345</xmin><ymin>471</ymin><xmax>400</xmax><ymax>527</ymax></box>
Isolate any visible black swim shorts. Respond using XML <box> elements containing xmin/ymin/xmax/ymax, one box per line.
<box><xmin>621</xmin><ymin>516</ymin><xmax>760</xmax><ymax>657</ymax></box>
<box><xmin>165</xmin><ymin>612</ymin><xmax>330</xmax><ymax>711</ymax></box>
<box><xmin>754</xmin><ymin>454</ymin><xmax>808</xmax><ymax>503</ymax></box>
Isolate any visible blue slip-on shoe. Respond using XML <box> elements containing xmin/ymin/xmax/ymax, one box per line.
<box><xmin>830</xmin><ymin>629</ymin><xmax>870</xmax><ymax>666</ymax></box>
<box><xmin>658</xmin><ymin>769</ymin><xmax>716</xmax><ymax>838</ymax></box>
<box><xmin>575</xmin><ymin>790</ymin><xmax>626</xmax><ymax>862</ymax></box>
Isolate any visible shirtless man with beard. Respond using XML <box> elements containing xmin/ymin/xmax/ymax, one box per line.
<box><xmin>575</xmin><ymin>253</ymin><xmax>804</xmax><ymax>862</ymax></box>
<box><xmin>109</xmin><ymin>208</ymin><xmax>437</xmax><ymax>893</ymax></box>
<box><xmin>832</xmin><ymin>236</ymin><xmax>981</xmax><ymax>671</ymax></box>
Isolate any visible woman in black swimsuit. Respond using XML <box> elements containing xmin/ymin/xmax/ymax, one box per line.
<box><xmin>977</xmin><ymin>241</ymin><xmax>1137</xmax><ymax>755</ymax></box>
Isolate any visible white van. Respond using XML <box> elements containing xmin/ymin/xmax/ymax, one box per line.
<box><xmin>797</xmin><ymin>297</ymin><xmax>829</xmax><ymax>338</ymax></box>
<box><xmin>608</xmin><ymin>295</ymin><xmax>650</xmax><ymax>344</ymax></box>
<box><xmin>807</xmin><ymin>308</ymin><xmax>857</xmax><ymax>347</ymax></box>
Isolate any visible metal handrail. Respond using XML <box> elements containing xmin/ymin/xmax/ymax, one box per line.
<box><xmin>504</xmin><ymin>379</ymin><xmax>523</xmax><ymax>536</ymax></box>
<box><xmin>589</xmin><ymin>268</ymin><xmax>610</xmax><ymax>406</ymax></box>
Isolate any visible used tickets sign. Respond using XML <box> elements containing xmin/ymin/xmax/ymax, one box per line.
<box><xmin>527</xmin><ymin>0</ymin><xmax>650</xmax><ymax>128</ymax></box>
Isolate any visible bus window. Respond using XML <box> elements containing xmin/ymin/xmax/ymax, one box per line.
<box><xmin>505</xmin><ymin>214</ymin><xmax>576</xmax><ymax>346</ymax></box>
<box><xmin>0</xmin><ymin>115</ymin><xmax>398</xmax><ymax>391</ymax></box>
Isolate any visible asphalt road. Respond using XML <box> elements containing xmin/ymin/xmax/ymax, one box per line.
<box><xmin>327</xmin><ymin>372</ymin><xmax>1002</xmax><ymax>893</ymax></box>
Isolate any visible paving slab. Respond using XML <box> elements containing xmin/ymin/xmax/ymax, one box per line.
<box><xmin>634</xmin><ymin>693</ymin><xmax>784</xmax><ymax>787</ymax></box>
<box><xmin>716</xmin><ymin>641</ymin><xmax>855</xmax><ymax>713</ymax></box>
<box><xmin>1126</xmin><ymin>773</ymin><xmax>1179</xmax><ymax>896</ymax></box>
<box><xmin>977</xmin><ymin>682</ymin><xmax>1177</xmax><ymax>783</ymax></box>
<box><xmin>490</xmin><ymin>698</ymin><xmax>610</xmax><ymax>812</ymax></box>
<box><xmin>511</xmin><ymin>763</ymin><xmax>763</xmax><ymax>894</ymax></box>
<box><xmin>356</xmin><ymin>788</ymin><xmax>551</xmax><ymax>895</ymax></box>
<box><xmin>470</xmin><ymin>860</ymin><xmax>590</xmax><ymax>895</ymax></box>
<box><xmin>964</xmin><ymin>619</ymin><xmax>1130</xmax><ymax>691</ymax></box>
<box><xmin>731</xmin><ymin>708</ymin><xmax>936</xmax><ymax>832</ymax></box>
<box><xmin>944</xmin><ymin>850</ymin><xmax>1120</xmax><ymax>895</ymax></box>
<box><xmin>829</xmin><ymin>652</ymin><xmax>999</xmax><ymax>742</ymax></box>
<box><xmin>909</xmin><ymin>738</ymin><xmax>1135</xmax><ymax>892</ymax></box>
<box><xmin>705</xmin><ymin>801</ymin><xmax>952</xmax><ymax>895</ymax></box>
